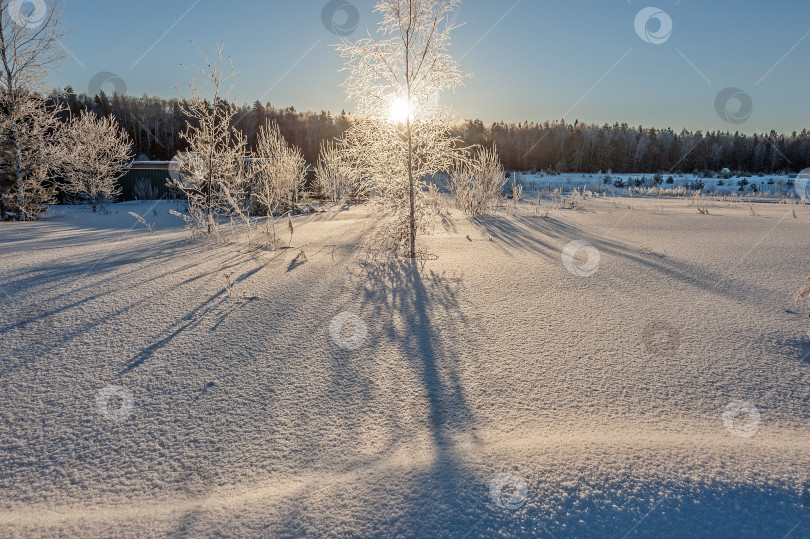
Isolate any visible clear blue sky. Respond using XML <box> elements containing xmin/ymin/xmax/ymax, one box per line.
<box><xmin>49</xmin><ymin>0</ymin><xmax>810</xmax><ymax>135</ymax></box>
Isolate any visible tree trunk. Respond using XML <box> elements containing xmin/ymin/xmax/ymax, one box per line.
<box><xmin>207</xmin><ymin>170</ymin><xmax>212</xmax><ymax>234</ymax></box>
<box><xmin>405</xmin><ymin>17</ymin><xmax>415</xmax><ymax>260</ymax></box>
<box><xmin>407</xmin><ymin>121</ymin><xmax>415</xmax><ymax>259</ymax></box>
<box><xmin>11</xmin><ymin>103</ymin><xmax>24</xmax><ymax>221</ymax></box>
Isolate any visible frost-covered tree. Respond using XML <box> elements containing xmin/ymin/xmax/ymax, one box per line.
<box><xmin>336</xmin><ymin>0</ymin><xmax>468</xmax><ymax>258</ymax></box>
<box><xmin>60</xmin><ymin>112</ymin><xmax>133</xmax><ymax>212</ymax></box>
<box><xmin>0</xmin><ymin>0</ymin><xmax>68</xmax><ymax>220</ymax></box>
<box><xmin>314</xmin><ymin>140</ymin><xmax>366</xmax><ymax>203</ymax></box>
<box><xmin>0</xmin><ymin>91</ymin><xmax>64</xmax><ymax>219</ymax></box>
<box><xmin>171</xmin><ymin>42</ymin><xmax>248</xmax><ymax>238</ymax></box>
<box><xmin>249</xmin><ymin>121</ymin><xmax>307</xmax><ymax>244</ymax></box>
<box><xmin>449</xmin><ymin>146</ymin><xmax>506</xmax><ymax>215</ymax></box>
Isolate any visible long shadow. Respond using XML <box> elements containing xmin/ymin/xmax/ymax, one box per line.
<box><xmin>0</xmin><ymin>238</ymin><xmax>274</xmax><ymax>367</ymax></box>
<box><xmin>402</xmin><ymin>263</ymin><xmax>486</xmax><ymax>534</ymax></box>
<box><xmin>783</xmin><ymin>337</ymin><xmax>810</xmax><ymax>364</ymax></box>
<box><xmin>264</xmin><ymin>259</ymin><xmax>483</xmax><ymax>534</ymax></box>
<box><xmin>118</xmin><ymin>262</ymin><xmax>265</xmax><ymax>375</ymax></box>
<box><xmin>267</xmin><ymin>260</ymin><xmax>566</xmax><ymax>536</ymax></box>
<box><xmin>351</xmin><ymin>261</ymin><xmax>483</xmax><ymax>534</ymax></box>
<box><xmin>473</xmin><ymin>212</ymin><xmax>775</xmax><ymax>306</ymax></box>
<box><xmin>471</xmin><ymin>214</ymin><xmax>576</xmax><ymax>259</ymax></box>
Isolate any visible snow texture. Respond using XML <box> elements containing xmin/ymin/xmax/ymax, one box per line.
<box><xmin>1</xmin><ymin>197</ymin><xmax>809</xmax><ymax>537</ymax></box>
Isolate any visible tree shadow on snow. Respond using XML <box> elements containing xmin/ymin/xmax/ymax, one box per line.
<box><xmin>118</xmin><ymin>262</ymin><xmax>265</xmax><ymax>375</ymax></box>
<box><xmin>782</xmin><ymin>336</ymin><xmax>810</xmax><ymax>364</ymax></box>
<box><xmin>266</xmin><ymin>260</ymin><xmax>495</xmax><ymax>536</ymax></box>
<box><xmin>472</xmin><ymin>212</ymin><xmax>774</xmax><ymax>307</ymax></box>
<box><xmin>470</xmin><ymin>214</ymin><xmax>576</xmax><ymax>259</ymax></box>
<box><xmin>330</xmin><ymin>261</ymin><xmax>559</xmax><ymax>536</ymax></box>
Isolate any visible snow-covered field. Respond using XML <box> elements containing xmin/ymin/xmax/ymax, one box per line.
<box><xmin>1</xmin><ymin>197</ymin><xmax>810</xmax><ymax>537</ymax></box>
<box><xmin>514</xmin><ymin>172</ymin><xmax>799</xmax><ymax>199</ymax></box>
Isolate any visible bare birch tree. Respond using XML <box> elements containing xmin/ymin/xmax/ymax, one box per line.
<box><xmin>0</xmin><ymin>0</ymin><xmax>67</xmax><ymax>220</ymax></box>
<box><xmin>171</xmin><ymin>42</ymin><xmax>248</xmax><ymax>239</ymax></box>
<box><xmin>336</xmin><ymin>0</ymin><xmax>468</xmax><ymax>258</ymax></box>
<box><xmin>0</xmin><ymin>91</ymin><xmax>64</xmax><ymax>219</ymax></box>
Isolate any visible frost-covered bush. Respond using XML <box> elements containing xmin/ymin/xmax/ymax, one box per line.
<box><xmin>170</xmin><ymin>43</ymin><xmax>250</xmax><ymax>240</ymax></box>
<box><xmin>315</xmin><ymin>140</ymin><xmax>366</xmax><ymax>203</ymax></box>
<box><xmin>449</xmin><ymin>146</ymin><xmax>505</xmax><ymax>215</ymax></box>
<box><xmin>60</xmin><ymin>112</ymin><xmax>133</xmax><ymax>212</ymax></box>
<box><xmin>248</xmin><ymin>121</ymin><xmax>307</xmax><ymax>246</ymax></box>
<box><xmin>510</xmin><ymin>178</ymin><xmax>523</xmax><ymax>202</ymax></box>
<box><xmin>133</xmin><ymin>178</ymin><xmax>158</xmax><ymax>201</ymax></box>
<box><xmin>249</xmin><ymin>121</ymin><xmax>306</xmax><ymax>216</ymax></box>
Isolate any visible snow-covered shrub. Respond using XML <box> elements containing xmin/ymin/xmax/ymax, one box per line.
<box><xmin>133</xmin><ymin>178</ymin><xmax>158</xmax><ymax>201</ymax></box>
<box><xmin>449</xmin><ymin>146</ymin><xmax>505</xmax><ymax>215</ymax></box>
<box><xmin>315</xmin><ymin>140</ymin><xmax>366</xmax><ymax>203</ymax></box>
<box><xmin>509</xmin><ymin>178</ymin><xmax>523</xmax><ymax>202</ymax></box>
<box><xmin>249</xmin><ymin>121</ymin><xmax>307</xmax><ymax>216</ymax></box>
<box><xmin>248</xmin><ymin>121</ymin><xmax>307</xmax><ymax>246</ymax></box>
<box><xmin>170</xmin><ymin>42</ymin><xmax>250</xmax><ymax>240</ymax></box>
<box><xmin>60</xmin><ymin>112</ymin><xmax>133</xmax><ymax>212</ymax></box>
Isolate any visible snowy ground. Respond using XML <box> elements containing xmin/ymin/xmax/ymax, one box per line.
<box><xmin>1</xmin><ymin>197</ymin><xmax>810</xmax><ymax>538</ymax></box>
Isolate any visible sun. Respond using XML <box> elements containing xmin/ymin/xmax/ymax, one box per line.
<box><xmin>388</xmin><ymin>97</ymin><xmax>414</xmax><ymax>124</ymax></box>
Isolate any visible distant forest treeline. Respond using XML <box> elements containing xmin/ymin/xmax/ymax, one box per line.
<box><xmin>51</xmin><ymin>88</ymin><xmax>810</xmax><ymax>174</ymax></box>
